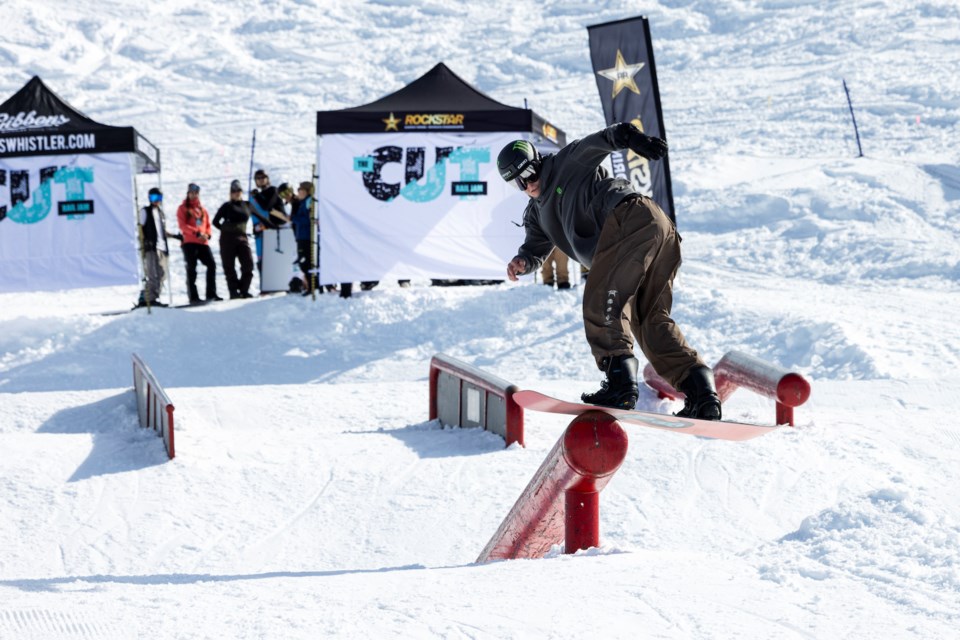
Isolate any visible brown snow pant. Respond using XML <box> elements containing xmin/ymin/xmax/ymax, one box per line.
<box><xmin>540</xmin><ymin>246</ymin><xmax>570</xmax><ymax>285</ymax></box>
<box><xmin>582</xmin><ymin>195</ymin><xmax>705</xmax><ymax>389</ymax></box>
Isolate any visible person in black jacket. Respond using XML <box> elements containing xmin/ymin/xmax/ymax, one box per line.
<box><xmin>249</xmin><ymin>169</ymin><xmax>286</xmax><ymax>273</ymax></box>
<box><xmin>135</xmin><ymin>187</ymin><xmax>177</xmax><ymax>308</ymax></box>
<box><xmin>212</xmin><ymin>180</ymin><xmax>255</xmax><ymax>299</ymax></box>
<box><xmin>498</xmin><ymin>125</ymin><xmax>721</xmax><ymax>420</ymax></box>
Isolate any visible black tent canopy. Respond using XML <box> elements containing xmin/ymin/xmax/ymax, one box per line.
<box><xmin>0</xmin><ymin>76</ymin><xmax>160</xmax><ymax>173</ymax></box>
<box><xmin>316</xmin><ymin>62</ymin><xmax>565</xmax><ymax>146</ymax></box>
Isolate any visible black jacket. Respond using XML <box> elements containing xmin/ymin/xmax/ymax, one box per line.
<box><xmin>251</xmin><ymin>186</ymin><xmax>283</xmax><ymax>231</ymax></box>
<box><xmin>516</xmin><ymin>123</ymin><xmax>637</xmax><ymax>272</ymax></box>
<box><xmin>212</xmin><ymin>200</ymin><xmax>252</xmax><ymax>237</ymax></box>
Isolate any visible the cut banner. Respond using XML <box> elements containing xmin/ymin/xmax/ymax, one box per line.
<box><xmin>318</xmin><ymin>131</ymin><xmax>538</xmax><ymax>283</ymax></box>
<box><xmin>587</xmin><ymin>16</ymin><xmax>675</xmax><ymax>224</ymax></box>
<box><xmin>0</xmin><ymin>153</ymin><xmax>138</xmax><ymax>292</ymax></box>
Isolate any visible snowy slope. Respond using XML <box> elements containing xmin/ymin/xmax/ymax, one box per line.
<box><xmin>2</xmin><ymin>1</ymin><xmax>960</xmax><ymax>638</ymax></box>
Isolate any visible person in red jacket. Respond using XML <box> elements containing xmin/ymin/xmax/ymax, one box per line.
<box><xmin>176</xmin><ymin>183</ymin><xmax>222</xmax><ymax>305</ymax></box>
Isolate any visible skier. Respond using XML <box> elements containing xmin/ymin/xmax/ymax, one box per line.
<box><xmin>497</xmin><ymin>124</ymin><xmax>721</xmax><ymax>420</ymax></box>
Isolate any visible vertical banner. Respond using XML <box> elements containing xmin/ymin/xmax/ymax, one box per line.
<box><xmin>0</xmin><ymin>153</ymin><xmax>138</xmax><ymax>292</ymax></box>
<box><xmin>318</xmin><ymin>132</ymin><xmax>548</xmax><ymax>283</ymax></box>
<box><xmin>587</xmin><ymin>16</ymin><xmax>675</xmax><ymax>224</ymax></box>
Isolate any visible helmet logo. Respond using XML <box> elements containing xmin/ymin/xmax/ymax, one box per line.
<box><xmin>511</xmin><ymin>140</ymin><xmax>533</xmax><ymax>155</ymax></box>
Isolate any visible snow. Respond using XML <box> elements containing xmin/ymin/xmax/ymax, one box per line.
<box><xmin>2</xmin><ymin>0</ymin><xmax>960</xmax><ymax>638</ymax></box>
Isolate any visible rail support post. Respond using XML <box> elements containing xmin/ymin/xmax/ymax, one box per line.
<box><xmin>477</xmin><ymin>411</ymin><xmax>628</xmax><ymax>562</ymax></box>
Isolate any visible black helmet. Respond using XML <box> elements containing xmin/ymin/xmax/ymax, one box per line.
<box><xmin>497</xmin><ymin>140</ymin><xmax>541</xmax><ymax>190</ymax></box>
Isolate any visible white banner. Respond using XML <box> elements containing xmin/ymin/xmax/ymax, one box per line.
<box><xmin>318</xmin><ymin>132</ymin><xmax>544</xmax><ymax>283</ymax></box>
<box><xmin>0</xmin><ymin>153</ymin><xmax>137</xmax><ymax>292</ymax></box>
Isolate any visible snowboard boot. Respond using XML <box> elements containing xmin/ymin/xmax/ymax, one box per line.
<box><xmin>582</xmin><ymin>354</ymin><xmax>639</xmax><ymax>410</ymax></box>
<box><xmin>675</xmin><ymin>365</ymin><xmax>722</xmax><ymax>421</ymax></box>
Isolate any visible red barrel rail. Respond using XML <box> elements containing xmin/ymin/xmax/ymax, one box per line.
<box><xmin>477</xmin><ymin>412</ymin><xmax>628</xmax><ymax>562</ymax></box>
<box><xmin>132</xmin><ymin>353</ymin><xmax>175</xmax><ymax>459</ymax></box>
<box><xmin>643</xmin><ymin>350</ymin><xmax>811</xmax><ymax>426</ymax></box>
<box><xmin>429</xmin><ymin>353</ymin><xmax>524</xmax><ymax>447</ymax></box>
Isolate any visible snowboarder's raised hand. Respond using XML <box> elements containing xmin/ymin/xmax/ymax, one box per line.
<box><xmin>507</xmin><ymin>256</ymin><xmax>527</xmax><ymax>281</ymax></box>
<box><xmin>628</xmin><ymin>129</ymin><xmax>668</xmax><ymax>160</ymax></box>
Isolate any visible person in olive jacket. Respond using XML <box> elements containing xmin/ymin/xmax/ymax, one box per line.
<box><xmin>176</xmin><ymin>183</ymin><xmax>222</xmax><ymax>305</ymax></box>
<box><xmin>212</xmin><ymin>180</ymin><xmax>255</xmax><ymax>299</ymax></box>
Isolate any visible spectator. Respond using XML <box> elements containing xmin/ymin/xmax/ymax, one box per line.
<box><xmin>540</xmin><ymin>246</ymin><xmax>571</xmax><ymax>290</ymax></box>
<box><xmin>176</xmin><ymin>183</ymin><xmax>222</xmax><ymax>305</ymax></box>
<box><xmin>212</xmin><ymin>180</ymin><xmax>255</xmax><ymax>299</ymax></box>
<box><xmin>249</xmin><ymin>169</ymin><xmax>286</xmax><ymax>274</ymax></box>
<box><xmin>290</xmin><ymin>181</ymin><xmax>316</xmax><ymax>295</ymax></box>
<box><xmin>135</xmin><ymin>187</ymin><xmax>177</xmax><ymax>308</ymax></box>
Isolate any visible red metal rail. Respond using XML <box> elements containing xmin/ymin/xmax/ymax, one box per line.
<box><xmin>132</xmin><ymin>353</ymin><xmax>175</xmax><ymax>459</ymax></box>
<box><xmin>643</xmin><ymin>350</ymin><xmax>811</xmax><ymax>426</ymax></box>
<box><xmin>429</xmin><ymin>353</ymin><xmax>524</xmax><ymax>447</ymax></box>
<box><xmin>477</xmin><ymin>411</ymin><xmax>628</xmax><ymax>562</ymax></box>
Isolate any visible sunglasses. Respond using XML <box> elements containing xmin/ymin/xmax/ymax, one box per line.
<box><xmin>148</xmin><ymin>193</ymin><xmax>162</xmax><ymax>203</ymax></box>
<box><xmin>513</xmin><ymin>163</ymin><xmax>539</xmax><ymax>191</ymax></box>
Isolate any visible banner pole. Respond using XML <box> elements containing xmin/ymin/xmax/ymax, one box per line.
<box><xmin>247</xmin><ymin>129</ymin><xmax>257</xmax><ymax>193</ymax></box>
<box><xmin>133</xmin><ymin>182</ymin><xmax>151</xmax><ymax>315</ymax></box>
<box><xmin>842</xmin><ymin>79</ymin><xmax>864</xmax><ymax>158</ymax></box>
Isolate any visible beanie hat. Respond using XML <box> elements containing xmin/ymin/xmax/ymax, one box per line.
<box><xmin>187</xmin><ymin>183</ymin><xmax>200</xmax><ymax>193</ymax></box>
<box><xmin>254</xmin><ymin>169</ymin><xmax>268</xmax><ymax>179</ymax></box>
<box><xmin>277</xmin><ymin>182</ymin><xmax>292</xmax><ymax>197</ymax></box>
<box><xmin>230</xmin><ymin>179</ymin><xmax>243</xmax><ymax>192</ymax></box>
<box><xmin>148</xmin><ymin>187</ymin><xmax>162</xmax><ymax>197</ymax></box>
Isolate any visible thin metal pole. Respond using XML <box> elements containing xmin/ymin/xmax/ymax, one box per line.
<box><xmin>843</xmin><ymin>79</ymin><xmax>864</xmax><ymax>158</ymax></box>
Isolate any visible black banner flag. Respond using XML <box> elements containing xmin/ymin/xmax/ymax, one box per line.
<box><xmin>587</xmin><ymin>17</ymin><xmax>675</xmax><ymax>224</ymax></box>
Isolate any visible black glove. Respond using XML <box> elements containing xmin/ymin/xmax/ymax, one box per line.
<box><xmin>628</xmin><ymin>128</ymin><xmax>668</xmax><ymax>160</ymax></box>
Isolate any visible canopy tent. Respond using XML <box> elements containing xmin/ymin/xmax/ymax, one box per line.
<box><xmin>0</xmin><ymin>76</ymin><xmax>160</xmax><ymax>293</ymax></box>
<box><xmin>0</xmin><ymin>76</ymin><xmax>160</xmax><ymax>172</ymax></box>
<box><xmin>316</xmin><ymin>62</ymin><xmax>566</xmax><ymax>283</ymax></box>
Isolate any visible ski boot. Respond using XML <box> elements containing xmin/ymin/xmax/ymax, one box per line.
<box><xmin>582</xmin><ymin>354</ymin><xmax>639</xmax><ymax>410</ymax></box>
<box><xmin>676</xmin><ymin>365</ymin><xmax>722</xmax><ymax>421</ymax></box>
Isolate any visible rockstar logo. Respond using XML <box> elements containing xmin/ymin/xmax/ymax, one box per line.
<box><xmin>382</xmin><ymin>112</ymin><xmax>401</xmax><ymax>131</ymax></box>
<box><xmin>597</xmin><ymin>50</ymin><xmax>645</xmax><ymax>99</ymax></box>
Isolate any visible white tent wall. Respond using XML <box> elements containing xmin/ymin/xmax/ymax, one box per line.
<box><xmin>0</xmin><ymin>153</ymin><xmax>139</xmax><ymax>292</ymax></box>
<box><xmin>317</xmin><ymin>131</ymin><xmax>559</xmax><ymax>283</ymax></box>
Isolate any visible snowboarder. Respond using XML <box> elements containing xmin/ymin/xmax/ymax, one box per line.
<box><xmin>497</xmin><ymin>124</ymin><xmax>721</xmax><ymax>420</ymax></box>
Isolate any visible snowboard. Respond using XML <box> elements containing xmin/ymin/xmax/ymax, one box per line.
<box><xmin>513</xmin><ymin>390</ymin><xmax>781</xmax><ymax>442</ymax></box>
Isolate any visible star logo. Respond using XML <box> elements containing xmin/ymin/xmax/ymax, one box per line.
<box><xmin>382</xmin><ymin>112</ymin><xmax>401</xmax><ymax>131</ymax></box>
<box><xmin>597</xmin><ymin>50</ymin><xmax>645</xmax><ymax>99</ymax></box>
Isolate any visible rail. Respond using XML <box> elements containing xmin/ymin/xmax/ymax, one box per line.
<box><xmin>643</xmin><ymin>350</ymin><xmax>811</xmax><ymax>426</ymax></box>
<box><xmin>429</xmin><ymin>353</ymin><xmax>524</xmax><ymax>447</ymax></box>
<box><xmin>477</xmin><ymin>411</ymin><xmax>627</xmax><ymax>562</ymax></box>
<box><xmin>132</xmin><ymin>353</ymin><xmax>175</xmax><ymax>459</ymax></box>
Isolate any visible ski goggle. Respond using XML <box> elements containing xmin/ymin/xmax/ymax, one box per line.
<box><xmin>513</xmin><ymin>163</ymin><xmax>539</xmax><ymax>191</ymax></box>
<box><xmin>148</xmin><ymin>193</ymin><xmax>162</xmax><ymax>203</ymax></box>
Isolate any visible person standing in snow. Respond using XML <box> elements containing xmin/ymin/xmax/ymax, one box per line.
<box><xmin>249</xmin><ymin>168</ymin><xmax>286</xmax><ymax>277</ymax></box>
<box><xmin>176</xmin><ymin>183</ymin><xmax>222</xmax><ymax>305</ymax></box>
<box><xmin>135</xmin><ymin>187</ymin><xmax>176</xmax><ymax>308</ymax></box>
<box><xmin>540</xmin><ymin>246</ymin><xmax>572</xmax><ymax>290</ymax></box>
<box><xmin>290</xmin><ymin>181</ymin><xmax>316</xmax><ymax>296</ymax></box>
<box><xmin>212</xmin><ymin>180</ymin><xmax>256</xmax><ymax>299</ymax></box>
<box><xmin>497</xmin><ymin>125</ymin><xmax>721</xmax><ymax>420</ymax></box>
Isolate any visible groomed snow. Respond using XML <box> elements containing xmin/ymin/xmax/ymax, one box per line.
<box><xmin>2</xmin><ymin>1</ymin><xmax>959</xmax><ymax>638</ymax></box>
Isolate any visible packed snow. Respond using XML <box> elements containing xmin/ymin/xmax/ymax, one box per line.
<box><xmin>2</xmin><ymin>1</ymin><xmax>959</xmax><ymax>638</ymax></box>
